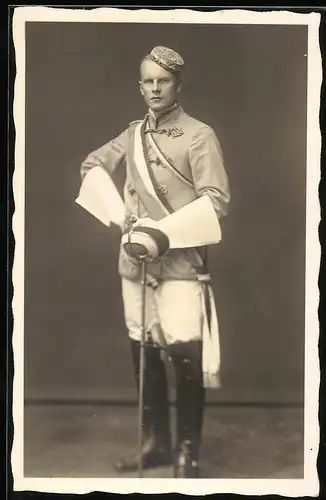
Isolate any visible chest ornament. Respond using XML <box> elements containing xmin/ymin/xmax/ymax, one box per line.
<box><xmin>167</xmin><ymin>127</ymin><xmax>184</xmax><ymax>139</ymax></box>
<box><xmin>146</xmin><ymin>127</ymin><xmax>184</xmax><ymax>139</ymax></box>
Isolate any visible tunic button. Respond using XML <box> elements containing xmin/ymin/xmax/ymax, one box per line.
<box><xmin>127</xmin><ymin>183</ymin><xmax>135</xmax><ymax>195</ymax></box>
<box><xmin>158</xmin><ymin>184</ymin><xmax>168</xmax><ymax>195</ymax></box>
<box><xmin>156</xmin><ymin>157</ymin><xmax>166</xmax><ymax>168</ymax></box>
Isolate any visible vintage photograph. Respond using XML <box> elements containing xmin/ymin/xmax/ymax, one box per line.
<box><xmin>11</xmin><ymin>6</ymin><xmax>321</xmax><ymax>496</ymax></box>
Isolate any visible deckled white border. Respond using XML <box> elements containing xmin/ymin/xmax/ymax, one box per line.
<box><xmin>11</xmin><ymin>6</ymin><xmax>321</xmax><ymax>496</ymax></box>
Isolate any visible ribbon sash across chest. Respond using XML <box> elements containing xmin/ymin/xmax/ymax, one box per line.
<box><xmin>128</xmin><ymin>121</ymin><xmax>171</xmax><ymax>220</ymax></box>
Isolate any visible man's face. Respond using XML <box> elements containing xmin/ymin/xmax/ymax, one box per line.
<box><xmin>139</xmin><ymin>58</ymin><xmax>181</xmax><ymax>113</ymax></box>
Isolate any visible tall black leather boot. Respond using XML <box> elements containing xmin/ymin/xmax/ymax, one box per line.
<box><xmin>169</xmin><ymin>340</ymin><xmax>206</xmax><ymax>478</ymax></box>
<box><xmin>114</xmin><ymin>338</ymin><xmax>172</xmax><ymax>472</ymax></box>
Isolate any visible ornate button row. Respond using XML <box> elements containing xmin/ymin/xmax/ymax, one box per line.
<box><xmin>127</xmin><ymin>181</ymin><xmax>168</xmax><ymax>196</ymax></box>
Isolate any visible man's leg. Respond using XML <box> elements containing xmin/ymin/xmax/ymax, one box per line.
<box><xmin>156</xmin><ymin>280</ymin><xmax>206</xmax><ymax>478</ymax></box>
<box><xmin>114</xmin><ymin>278</ymin><xmax>172</xmax><ymax>472</ymax></box>
<box><xmin>169</xmin><ymin>341</ymin><xmax>205</xmax><ymax>478</ymax></box>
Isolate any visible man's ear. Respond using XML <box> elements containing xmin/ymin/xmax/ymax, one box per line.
<box><xmin>176</xmin><ymin>79</ymin><xmax>183</xmax><ymax>93</ymax></box>
<box><xmin>139</xmin><ymin>81</ymin><xmax>144</xmax><ymax>95</ymax></box>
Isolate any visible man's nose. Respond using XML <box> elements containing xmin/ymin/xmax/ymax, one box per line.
<box><xmin>152</xmin><ymin>81</ymin><xmax>161</xmax><ymax>93</ymax></box>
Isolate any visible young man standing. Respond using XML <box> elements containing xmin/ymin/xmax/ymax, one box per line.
<box><xmin>80</xmin><ymin>46</ymin><xmax>230</xmax><ymax>478</ymax></box>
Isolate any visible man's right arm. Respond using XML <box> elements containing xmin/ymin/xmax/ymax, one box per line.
<box><xmin>80</xmin><ymin>128</ymin><xmax>128</xmax><ymax>180</ymax></box>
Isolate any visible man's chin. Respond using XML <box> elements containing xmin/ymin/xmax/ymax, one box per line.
<box><xmin>148</xmin><ymin>101</ymin><xmax>170</xmax><ymax>112</ymax></box>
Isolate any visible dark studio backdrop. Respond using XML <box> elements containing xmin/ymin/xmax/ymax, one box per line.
<box><xmin>24</xmin><ymin>22</ymin><xmax>307</xmax><ymax>405</ymax></box>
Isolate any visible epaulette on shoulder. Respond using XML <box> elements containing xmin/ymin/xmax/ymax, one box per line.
<box><xmin>129</xmin><ymin>119</ymin><xmax>143</xmax><ymax>126</ymax></box>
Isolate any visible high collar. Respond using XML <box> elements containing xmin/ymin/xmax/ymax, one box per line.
<box><xmin>147</xmin><ymin>101</ymin><xmax>182</xmax><ymax>129</ymax></box>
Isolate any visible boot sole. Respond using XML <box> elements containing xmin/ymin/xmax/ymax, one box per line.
<box><xmin>114</xmin><ymin>454</ymin><xmax>173</xmax><ymax>473</ymax></box>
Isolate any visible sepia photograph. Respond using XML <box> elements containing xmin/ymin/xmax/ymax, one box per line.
<box><xmin>11</xmin><ymin>6</ymin><xmax>321</xmax><ymax>496</ymax></box>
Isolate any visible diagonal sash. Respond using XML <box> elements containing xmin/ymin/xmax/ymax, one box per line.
<box><xmin>128</xmin><ymin>120</ymin><xmax>170</xmax><ymax>221</ymax></box>
<box><xmin>139</xmin><ymin>120</ymin><xmax>175</xmax><ymax>214</ymax></box>
<box><xmin>146</xmin><ymin>128</ymin><xmax>194</xmax><ymax>188</ymax></box>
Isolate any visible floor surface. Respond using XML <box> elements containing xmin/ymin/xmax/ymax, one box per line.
<box><xmin>24</xmin><ymin>404</ymin><xmax>304</xmax><ymax>479</ymax></box>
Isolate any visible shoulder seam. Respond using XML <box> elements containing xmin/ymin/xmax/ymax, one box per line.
<box><xmin>192</xmin><ymin>123</ymin><xmax>215</xmax><ymax>138</ymax></box>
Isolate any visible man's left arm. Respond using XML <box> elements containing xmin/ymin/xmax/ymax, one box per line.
<box><xmin>188</xmin><ymin>125</ymin><xmax>231</xmax><ymax>218</ymax></box>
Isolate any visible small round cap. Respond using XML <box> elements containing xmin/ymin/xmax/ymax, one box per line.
<box><xmin>149</xmin><ymin>46</ymin><xmax>184</xmax><ymax>74</ymax></box>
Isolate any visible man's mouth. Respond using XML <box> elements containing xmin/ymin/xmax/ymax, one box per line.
<box><xmin>151</xmin><ymin>97</ymin><xmax>162</xmax><ymax>100</ymax></box>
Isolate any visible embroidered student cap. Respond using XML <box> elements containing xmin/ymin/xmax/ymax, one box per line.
<box><xmin>149</xmin><ymin>46</ymin><xmax>184</xmax><ymax>74</ymax></box>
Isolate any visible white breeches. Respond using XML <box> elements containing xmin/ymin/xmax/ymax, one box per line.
<box><xmin>121</xmin><ymin>278</ymin><xmax>204</xmax><ymax>345</ymax></box>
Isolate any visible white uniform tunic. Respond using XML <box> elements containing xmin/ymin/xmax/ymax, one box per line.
<box><xmin>81</xmin><ymin>103</ymin><xmax>230</xmax><ymax>363</ymax></box>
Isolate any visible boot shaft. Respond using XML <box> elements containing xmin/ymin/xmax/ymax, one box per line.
<box><xmin>169</xmin><ymin>340</ymin><xmax>206</xmax><ymax>475</ymax></box>
<box><xmin>130</xmin><ymin>339</ymin><xmax>171</xmax><ymax>445</ymax></box>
